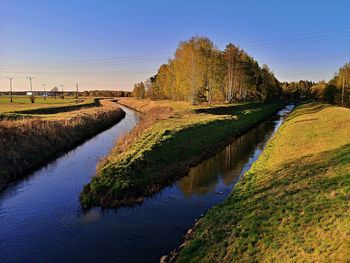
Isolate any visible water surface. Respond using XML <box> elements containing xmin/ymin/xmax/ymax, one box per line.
<box><xmin>0</xmin><ymin>105</ymin><xmax>293</xmax><ymax>263</ymax></box>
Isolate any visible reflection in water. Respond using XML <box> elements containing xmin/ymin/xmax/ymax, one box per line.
<box><xmin>79</xmin><ymin>209</ymin><xmax>101</xmax><ymax>224</ymax></box>
<box><xmin>178</xmin><ymin>121</ymin><xmax>275</xmax><ymax>196</ymax></box>
<box><xmin>177</xmin><ymin>105</ymin><xmax>294</xmax><ymax>198</ymax></box>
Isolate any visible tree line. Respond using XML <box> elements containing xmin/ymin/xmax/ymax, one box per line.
<box><xmin>133</xmin><ymin>36</ymin><xmax>281</xmax><ymax>104</ymax></box>
<box><xmin>133</xmin><ymin>36</ymin><xmax>350</xmax><ymax>106</ymax></box>
<box><xmin>281</xmin><ymin>62</ymin><xmax>350</xmax><ymax>105</ymax></box>
<box><xmin>80</xmin><ymin>90</ymin><xmax>132</xmax><ymax>97</ymax></box>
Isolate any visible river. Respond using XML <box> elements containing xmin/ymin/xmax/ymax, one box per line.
<box><xmin>0</xmin><ymin>105</ymin><xmax>293</xmax><ymax>262</ymax></box>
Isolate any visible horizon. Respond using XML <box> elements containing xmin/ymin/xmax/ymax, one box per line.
<box><xmin>1</xmin><ymin>0</ymin><xmax>350</xmax><ymax>92</ymax></box>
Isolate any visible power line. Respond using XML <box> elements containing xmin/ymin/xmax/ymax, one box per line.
<box><xmin>0</xmin><ymin>70</ymin><xmax>155</xmax><ymax>75</ymax></box>
<box><xmin>240</xmin><ymin>26</ymin><xmax>350</xmax><ymax>46</ymax></box>
<box><xmin>1</xmin><ymin>57</ymin><xmax>167</xmax><ymax>71</ymax></box>
<box><xmin>0</xmin><ymin>53</ymin><xmax>171</xmax><ymax>68</ymax></box>
<box><xmin>2</xmin><ymin>26</ymin><xmax>350</xmax><ymax>85</ymax></box>
<box><xmin>243</xmin><ymin>29</ymin><xmax>350</xmax><ymax>49</ymax></box>
<box><xmin>3</xmin><ymin>26</ymin><xmax>350</xmax><ymax>69</ymax></box>
<box><xmin>1</xmin><ymin>52</ymin><xmax>349</xmax><ymax>77</ymax></box>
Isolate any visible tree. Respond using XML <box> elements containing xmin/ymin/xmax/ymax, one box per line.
<box><xmin>223</xmin><ymin>43</ymin><xmax>240</xmax><ymax>102</ymax></box>
<box><xmin>258</xmin><ymin>65</ymin><xmax>281</xmax><ymax>101</ymax></box>
<box><xmin>172</xmin><ymin>36</ymin><xmax>215</xmax><ymax>103</ymax></box>
<box><xmin>311</xmin><ymin>81</ymin><xmax>327</xmax><ymax>100</ymax></box>
<box><xmin>206</xmin><ymin>50</ymin><xmax>225</xmax><ymax>103</ymax></box>
<box><xmin>133</xmin><ymin>82</ymin><xmax>145</xmax><ymax>99</ymax></box>
<box><xmin>323</xmin><ymin>84</ymin><xmax>339</xmax><ymax>104</ymax></box>
<box><xmin>51</xmin><ymin>87</ymin><xmax>59</xmax><ymax>99</ymax></box>
<box><xmin>145</xmin><ymin>75</ymin><xmax>164</xmax><ymax>100</ymax></box>
<box><xmin>156</xmin><ymin>62</ymin><xmax>177</xmax><ymax>100</ymax></box>
<box><xmin>135</xmin><ymin>36</ymin><xmax>282</xmax><ymax>104</ymax></box>
<box><xmin>330</xmin><ymin>62</ymin><xmax>350</xmax><ymax>105</ymax></box>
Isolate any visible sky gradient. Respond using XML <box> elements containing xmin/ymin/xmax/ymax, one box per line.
<box><xmin>1</xmin><ymin>0</ymin><xmax>350</xmax><ymax>91</ymax></box>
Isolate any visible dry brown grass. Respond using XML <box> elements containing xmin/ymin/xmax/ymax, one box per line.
<box><xmin>112</xmin><ymin>98</ymin><xmax>177</xmax><ymax>155</ymax></box>
<box><xmin>110</xmin><ymin>98</ymin><xmax>247</xmax><ymax>156</ymax></box>
<box><xmin>97</xmin><ymin>99</ymin><xmax>177</xmax><ymax>172</ymax></box>
<box><xmin>0</xmin><ymin>100</ymin><xmax>125</xmax><ymax>191</ymax></box>
<box><xmin>117</xmin><ymin>97</ymin><xmax>191</xmax><ymax>114</ymax></box>
<box><xmin>81</xmin><ymin>99</ymin><xmax>284</xmax><ymax>208</ymax></box>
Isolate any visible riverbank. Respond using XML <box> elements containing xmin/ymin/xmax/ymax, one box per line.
<box><xmin>11</xmin><ymin>98</ymin><xmax>99</xmax><ymax>115</ymax></box>
<box><xmin>176</xmin><ymin>102</ymin><xmax>350</xmax><ymax>262</ymax></box>
<box><xmin>0</xmin><ymin>100</ymin><xmax>125</xmax><ymax>191</ymax></box>
<box><xmin>0</xmin><ymin>97</ymin><xmax>100</xmax><ymax>120</ymax></box>
<box><xmin>0</xmin><ymin>96</ymin><xmax>96</xmax><ymax>112</ymax></box>
<box><xmin>80</xmin><ymin>99</ymin><xmax>285</xmax><ymax>208</ymax></box>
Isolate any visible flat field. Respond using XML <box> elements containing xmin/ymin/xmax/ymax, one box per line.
<box><xmin>0</xmin><ymin>95</ymin><xmax>90</xmax><ymax>113</ymax></box>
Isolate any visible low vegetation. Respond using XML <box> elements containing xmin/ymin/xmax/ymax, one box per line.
<box><xmin>80</xmin><ymin>98</ymin><xmax>284</xmax><ymax>208</ymax></box>
<box><xmin>177</xmin><ymin>102</ymin><xmax>350</xmax><ymax>262</ymax></box>
<box><xmin>11</xmin><ymin>98</ymin><xmax>99</xmax><ymax>115</ymax></box>
<box><xmin>0</xmin><ymin>100</ymin><xmax>125</xmax><ymax>191</ymax></box>
<box><xmin>0</xmin><ymin>96</ymin><xmax>92</xmax><ymax>113</ymax></box>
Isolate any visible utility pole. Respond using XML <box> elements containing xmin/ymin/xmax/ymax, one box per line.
<box><xmin>342</xmin><ymin>67</ymin><xmax>348</xmax><ymax>105</ymax></box>
<box><xmin>42</xmin><ymin>84</ymin><xmax>47</xmax><ymax>100</ymax></box>
<box><xmin>6</xmin><ymin>77</ymin><xmax>14</xmax><ymax>103</ymax></box>
<box><xmin>60</xmin><ymin>84</ymin><xmax>64</xmax><ymax>99</ymax></box>
<box><xmin>342</xmin><ymin>70</ymin><xmax>345</xmax><ymax>104</ymax></box>
<box><xmin>76</xmin><ymin>83</ymin><xmax>79</xmax><ymax>99</ymax></box>
<box><xmin>27</xmin><ymin>77</ymin><xmax>34</xmax><ymax>103</ymax></box>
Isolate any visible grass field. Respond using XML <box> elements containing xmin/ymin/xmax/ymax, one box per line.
<box><xmin>177</xmin><ymin>102</ymin><xmax>350</xmax><ymax>262</ymax></box>
<box><xmin>0</xmin><ymin>95</ymin><xmax>91</xmax><ymax>113</ymax></box>
<box><xmin>80</xmin><ymin>98</ymin><xmax>284</xmax><ymax>208</ymax></box>
<box><xmin>0</xmin><ymin>96</ymin><xmax>102</xmax><ymax>121</ymax></box>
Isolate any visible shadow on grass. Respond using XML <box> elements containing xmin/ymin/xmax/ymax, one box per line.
<box><xmin>287</xmin><ymin>102</ymin><xmax>331</xmax><ymax>121</ymax></box>
<box><xmin>195</xmin><ymin>102</ymin><xmax>264</xmax><ymax>116</ymax></box>
<box><xmin>178</xmin><ymin>143</ymin><xmax>350</xmax><ymax>262</ymax></box>
<box><xmin>82</xmin><ymin>102</ymin><xmax>284</xmax><ymax>208</ymax></box>
<box><xmin>12</xmin><ymin>98</ymin><xmax>100</xmax><ymax>115</ymax></box>
<box><xmin>244</xmin><ymin>143</ymin><xmax>350</xmax><ymax>200</ymax></box>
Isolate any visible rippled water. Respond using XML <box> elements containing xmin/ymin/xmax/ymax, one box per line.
<box><xmin>0</xmin><ymin>105</ymin><xmax>293</xmax><ymax>263</ymax></box>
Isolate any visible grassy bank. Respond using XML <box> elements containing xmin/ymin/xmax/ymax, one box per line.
<box><xmin>0</xmin><ymin>97</ymin><xmax>100</xmax><ymax>120</ymax></box>
<box><xmin>11</xmin><ymin>98</ymin><xmax>99</xmax><ymax>115</ymax></box>
<box><xmin>80</xmin><ymin>99</ymin><xmax>284</xmax><ymax>208</ymax></box>
<box><xmin>0</xmin><ymin>96</ymin><xmax>93</xmax><ymax>113</ymax></box>
<box><xmin>177</xmin><ymin>102</ymin><xmax>350</xmax><ymax>262</ymax></box>
<box><xmin>0</xmin><ymin>100</ymin><xmax>125</xmax><ymax>191</ymax></box>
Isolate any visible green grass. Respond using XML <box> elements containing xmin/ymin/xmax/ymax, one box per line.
<box><xmin>0</xmin><ymin>96</ymin><xmax>99</xmax><ymax>120</ymax></box>
<box><xmin>80</xmin><ymin>101</ymin><xmax>285</xmax><ymax>208</ymax></box>
<box><xmin>0</xmin><ymin>95</ymin><xmax>79</xmax><ymax>104</ymax></box>
<box><xmin>177</xmin><ymin>102</ymin><xmax>350</xmax><ymax>262</ymax></box>
<box><xmin>0</xmin><ymin>95</ymin><xmax>94</xmax><ymax>114</ymax></box>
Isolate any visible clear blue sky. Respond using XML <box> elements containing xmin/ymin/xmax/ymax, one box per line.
<box><xmin>1</xmin><ymin>0</ymin><xmax>350</xmax><ymax>91</ymax></box>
